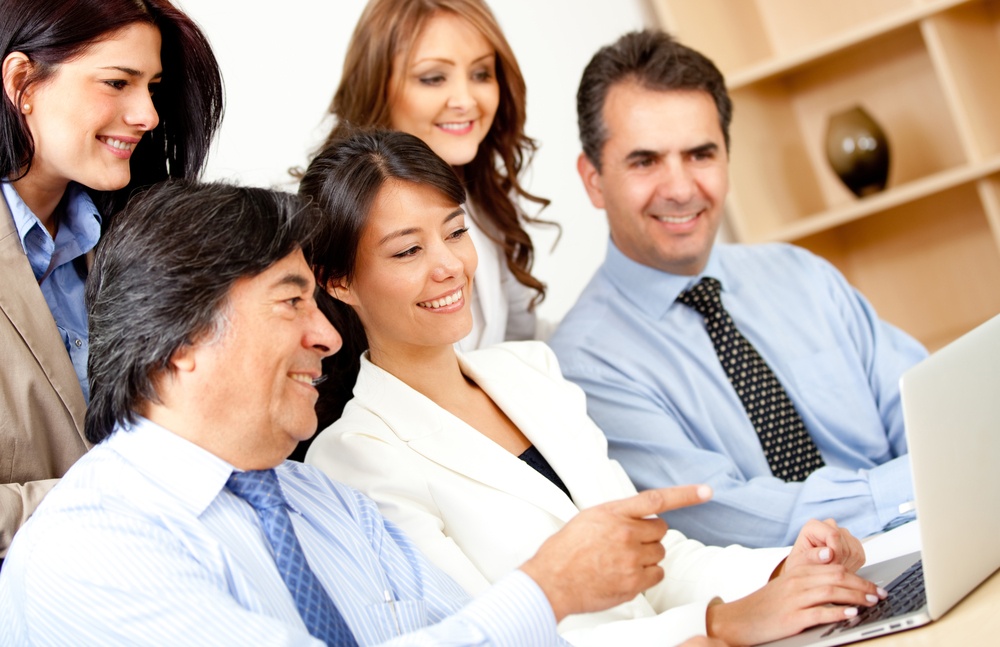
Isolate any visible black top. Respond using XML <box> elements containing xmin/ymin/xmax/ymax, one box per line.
<box><xmin>517</xmin><ymin>445</ymin><xmax>571</xmax><ymax>499</ymax></box>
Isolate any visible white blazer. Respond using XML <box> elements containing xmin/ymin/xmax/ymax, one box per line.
<box><xmin>307</xmin><ymin>341</ymin><xmax>788</xmax><ymax>646</ymax></box>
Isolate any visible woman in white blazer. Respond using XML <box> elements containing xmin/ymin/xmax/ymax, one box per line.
<box><xmin>300</xmin><ymin>129</ymin><xmax>885</xmax><ymax>647</ymax></box>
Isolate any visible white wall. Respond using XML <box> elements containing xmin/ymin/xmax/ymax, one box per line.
<box><xmin>175</xmin><ymin>0</ymin><xmax>656</xmax><ymax>324</ymax></box>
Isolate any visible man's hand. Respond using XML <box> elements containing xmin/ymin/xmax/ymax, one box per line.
<box><xmin>520</xmin><ymin>485</ymin><xmax>712</xmax><ymax>622</ymax></box>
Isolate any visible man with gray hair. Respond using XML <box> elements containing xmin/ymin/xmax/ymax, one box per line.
<box><xmin>549</xmin><ymin>30</ymin><xmax>927</xmax><ymax>549</ymax></box>
<box><xmin>0</xmin><ymin>179</ymin><xmax>717</xmax><ymax>645</ymax></box>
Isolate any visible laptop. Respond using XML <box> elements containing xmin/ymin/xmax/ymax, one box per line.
<box><xmin>759</xmin><ymin>312</ymin><xmax>1000</xmax><ymax>646</ymax></box>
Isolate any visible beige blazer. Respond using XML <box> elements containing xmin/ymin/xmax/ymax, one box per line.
<box><xmin>307</xmin><ymin>341</ymin><xmax>788</xmax><ymax>646</ymax></box>
<box><xmin>0</xmin><ymin>199</ymin><xmax>89</xmax><ymax>556</ymax></box>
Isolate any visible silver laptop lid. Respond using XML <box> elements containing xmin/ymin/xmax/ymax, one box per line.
<box><xmin>902</xmin><ymin>313</ymin><xmax>1000</xmax><ymax>619</ymax></box>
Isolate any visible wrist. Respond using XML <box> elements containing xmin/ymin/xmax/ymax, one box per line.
<box><xmin>519</xmin><ymin>563</ymin><xmax>570</xmax><ymax>623</ymax></box>
<box><xmin>705</xmin><ymin>597</ymin><xmax>743</xmax><ymax>646</ymax></box>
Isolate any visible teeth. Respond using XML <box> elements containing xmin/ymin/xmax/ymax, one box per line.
<box><xmin>290</xmin><ymin>374</ymin><xmax>314</xmax><ymax>384</ymax></box>
<box><xmin>418</xmin><ymin>288</ymin><xmax>463</xmax><ymax>310</ymax></box>
<box><xmin>654</xmin><ymin>213</ymin><xmax>698</xmax><ymax>224</ymax></box>
<box><xmin>102</xmin><ymin>137</ymin><xmax>136</xmax><ymax>151</ymax></box>
<box><xmin>438</xmin><ymin>121</ymin><xmax>472</xmax><ymax>131</ymax></box>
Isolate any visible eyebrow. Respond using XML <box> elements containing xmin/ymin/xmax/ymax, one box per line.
<box><xmin>270</xmin><ymin>272</ymin><xmax>314</xmax><ymax>293</ymax></box>
<box><xmin>376</xmin><ymin>206</ymin><xmax>466</xmax><ymax>247</ymax></box>
<box><xmin>411</xmin><ymin>52</ymin><xmax>495</xmax><ymax>67</ymax></box>
<box><xmin>623</xmin><ymin>141</ymin><xmax>719</xmax><ymax>163</ymax></box>
<box><xmin>99</xmin><ymin>65</ymin><xmax>163</xmax><ymax>80</ymax></box>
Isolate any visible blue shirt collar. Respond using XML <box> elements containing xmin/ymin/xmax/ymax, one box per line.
<box><xmin>2</xmin><ymin>181</ymin><xmax>101</xmax><ymax>268</ymax></box>
<box><xmin>600</xmin><ymin>237</ymin><xmax>729</xmax><ymax>319</ymax></box>
<box><xmin>106</xmin><ymin>417</ymin><xmax>238</xmax><ymax>517</ymax></box>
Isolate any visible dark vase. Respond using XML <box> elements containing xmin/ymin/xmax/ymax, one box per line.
<box><xmin>824</xmin><ymin>105</ymin><xmax>890</xmax><ymax>198</ymax></box>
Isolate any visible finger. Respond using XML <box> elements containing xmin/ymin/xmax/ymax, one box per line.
<box><xmin>793</xmin><ymin>568</ymin><xmax>882</xmax><ymax>604</ymax></box>
<box><xmin>606</xmin><ymin>485</ymin><xmax>712</xmax><ymax>519</ymax></box>
<box><xmin>626</xmin><ymin>516</ymin><xmax>670</xmax><ymax>544</ymax></box>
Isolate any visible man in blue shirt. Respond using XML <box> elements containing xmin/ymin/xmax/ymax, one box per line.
<box><xmin>549</xmin><ymin>30</ymin><xmax>927</xmax><ymax>549</ymax></box>
<box><xmin>0</xmin><ymin>180</ymin><xmax>714</xmax><ymax>646</ymax></box>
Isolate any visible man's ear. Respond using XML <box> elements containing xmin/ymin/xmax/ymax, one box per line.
<box><xmin>169</xmin><ymin>342</ymin><xmax>197</xmax><ymax>373</ymax></box>
<box><xmin>326</xmin><ymin>277</ymin><xmax>360</xmax><ymax>307</ymax></box>
<box><xmin>577</xmin><ymin>152</ymin><xmax>606</xmax><ymax>210</ymax></box>
<box><xmin>2</xmin><ymin>52</ymin><xmax>32</xmax><ymax>110</ymax></box>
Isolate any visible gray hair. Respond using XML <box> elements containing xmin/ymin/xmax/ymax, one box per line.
<box><xmin>577</xmin><ymin>29</ymin><xmax>733</xmax><ymax>171</ymax></box>
<box><xmin>84</xmin><ymin>180</ymin><xmax>322</xmax><ymax>443</ymax></box>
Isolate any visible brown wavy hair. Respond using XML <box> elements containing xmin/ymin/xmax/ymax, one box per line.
<box><xmin>312</xmin><ymin>0</ymin><xmax>551</xmax><ymax>306</ymax></box>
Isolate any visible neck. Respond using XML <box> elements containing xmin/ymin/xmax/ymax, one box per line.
<box><xmin>367</xmin><ymin>341</ymin><xmax>467</xmax><ymax>404</ymax></box>
<box><xmin>143</xmin><ymin>399</ymin><xmax>287</xmax><ymax>472</ymax></box>
<box><xmin>11</xmin><ymin>172</ymin><xmax>71</xmax><ymax>237</ymax></box>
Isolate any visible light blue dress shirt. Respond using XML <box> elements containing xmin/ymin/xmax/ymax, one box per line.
<box><xmin>0</xmin><ymin>418</ymin><xmax>564</xmax><ymax>646</ymax></box>
<box><xmin>549</xmin><ymin>240</ymin><xmax>927</xmax><ymax>548</ymax></box>
<box><xmin>2</xmin><ymin>181</ymin><xmax>100</xmax><ymax>403</ymax></box>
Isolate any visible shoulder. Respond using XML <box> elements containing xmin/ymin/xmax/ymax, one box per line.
<box><xmin>549</xmin><ymin>266</ymin><xmax>619</xmax><ymax>351</ymax></box>
<box><xmin>276</xmin><ymin>460</ymin><xmax>383</xmax><ymax>528</ymax></box>
<box><xmin>719</xmin><ymin>242</ymin><xmax>831</xmax><ymax>272</ymax></box>
<box><xmin>465</xmin><ymin>340</ymin><xmax>559</xmax><ymax>371</ymax></box>
<box><xmin>718</xmin><ymin>243</ymin><xmax>849</xmax><ymax>293</ymax></box>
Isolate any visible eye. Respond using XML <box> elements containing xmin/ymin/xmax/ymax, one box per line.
<box><xmin>418</xmin><ymin>74</ymin><xmax>446</xmax><ymax>87</ymax></box>
<box><xmin>285</xmin><ymin>296</ymin><xmax>303</xmax><ymax>307</ymax></box>
<box><xmin>393</xmin><ymin>245</ymin><xmax>421</xmax><ymax>259</ymax></box>
<box><xmin>103</xmin><ymin>79</ymin><xmax>128</xmax><ymax>90</ymax></box>
<box><xmin>688</xmin><ymin>147</ymin><xmax>718</xmax><ymax>163</ymax></box>
<box><xmin>448</xmin><ymin>227</ymin><xmax>469</xmax><ymax>240</ymax></box>
<box><xmin>471</xmin><ymin>69</ymin><xmax>493</xmax><ymax>83</ymax></box>
<box><xmin>630</xmin><ymin>156</ymin><xmax>656</xmax><ymax>169</ymax></box>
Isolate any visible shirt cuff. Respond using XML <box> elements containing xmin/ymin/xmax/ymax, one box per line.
<box><xmin>461</xmin><ymin>570</ymin><xmax>562</xmax><ymax>646</ymax></box>
<box><xmin>867</xmin><ymin>455</ymin><xmax>915</xmax><ymax>530</ymax></box>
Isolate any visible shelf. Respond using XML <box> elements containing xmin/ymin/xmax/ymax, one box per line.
<box><xmin>651</xmin><ymin>0</ymin><xmax>971</xmax><ymax>84</ymax></box>
<box><xmin>727</xmin><ymin>0</ymin><xmax>971</xmax><ymax>88</ymax></box>
<box><xmin>757</xmin><ymin>155</ymin><xmax>1000</xmax><ymax>243</ymax></box>
<box><xmin>794</xmin><ymin>181</ymin><xmax>1000</xmax><ymax>350</ymax></box>
<box><xmin>727</xmin><ymin>23</ymin><xmax>967</xmax><ymax>241</ymax></box>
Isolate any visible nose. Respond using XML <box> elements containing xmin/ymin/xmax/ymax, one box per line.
<box><xmin>430</xmin><ymin>243</ymin><xmax>465</xmax><ymax>282</ymax></box>
<box><xmin>125</xmin><ymin>90</ymin><xmax>160</xmax><ymax>132</ymax></box>
<box><xmin>446</xmin><ymin>78</ymin><xmax>474</xmax><ymax>112</ymax></box>
<box><xmin>656</xmin><ymin>159</ymin><xmax>696</xmax><ymax>204</ymax></box>
<box><xmin>305</xmin><ymin>304</ymin><xmax>343</xmax><ymax>358</ymax></box>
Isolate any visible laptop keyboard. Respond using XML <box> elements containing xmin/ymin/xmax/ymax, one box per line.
<box><xmin>822</xmin><ymin>560</ymin><xmax>926</xmax><ymax>637</ymax></box>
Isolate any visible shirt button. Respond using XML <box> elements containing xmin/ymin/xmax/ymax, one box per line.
<box><xmin>74</xmin><ymin>339</ymin><xmax>83</xmax><ymax>348</ymax></box>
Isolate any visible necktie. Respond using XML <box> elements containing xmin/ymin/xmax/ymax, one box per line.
<box><xmin>226</xmin><ymin>469</ymin><xmax>359</xmax><ymax>646</ymax></box>
<box><xmin>677</xmin><ymin>277</ymin><xmax>825</xmax><ymax>482</ymax></box>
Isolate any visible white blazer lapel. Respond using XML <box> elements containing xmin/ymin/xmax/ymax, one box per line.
<box><xmin>353</xmin><ymin>354</ymin><xmax>580</xmax><ymax>522</ymax></box>
<box><xmin>458</xmin><ymin>347</ymin><xmax>629</xmax><ymax>511</ymax></box>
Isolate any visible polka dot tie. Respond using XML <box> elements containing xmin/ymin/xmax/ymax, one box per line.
<box><xmin>226</xmin><ymin>469</ymin><xmax>359</xmax><ymax>646</ymax></box>
<box><xmin>677</xmin><ymin>277</ymin><xmax>825</xmax><ymax>482</ymax></box>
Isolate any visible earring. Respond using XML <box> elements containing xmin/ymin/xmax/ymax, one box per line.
<box><xmin>21</xmin><ymin>103</ymin><xmax>31</xmax><ymax>114</ymax></box>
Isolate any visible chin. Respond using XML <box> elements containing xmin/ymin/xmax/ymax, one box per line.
<box><xmin>434</xmin><ymin>145</ymin><xmax>479</xmax><ymax>168</ymax></box>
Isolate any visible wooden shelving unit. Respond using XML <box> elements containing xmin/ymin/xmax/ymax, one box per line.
<box><xmin>652</xmin><ymin>0</ymin><xmax>1000</xmax><ymax>350</ymax></box>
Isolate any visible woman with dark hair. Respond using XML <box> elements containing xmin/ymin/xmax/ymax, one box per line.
<box><xmin>0</xmin><ymin>0</ymin><xmax>224</xmax><ymax>556</ymax></box>
<box><xmin>301</xmin><ymin>129</ymin><xmax>886</xmax><ymax>647</ymax></box>
<box><xmin>313</xmin><ymin>0</ymin><xmax>551</xmax><ymax>353</ymax></box>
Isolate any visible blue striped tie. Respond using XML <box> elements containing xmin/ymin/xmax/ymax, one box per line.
<box><xmin>226</xmin><ymin>469</ymin><xmax>359</xmax><ymax>646</ymax></box>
